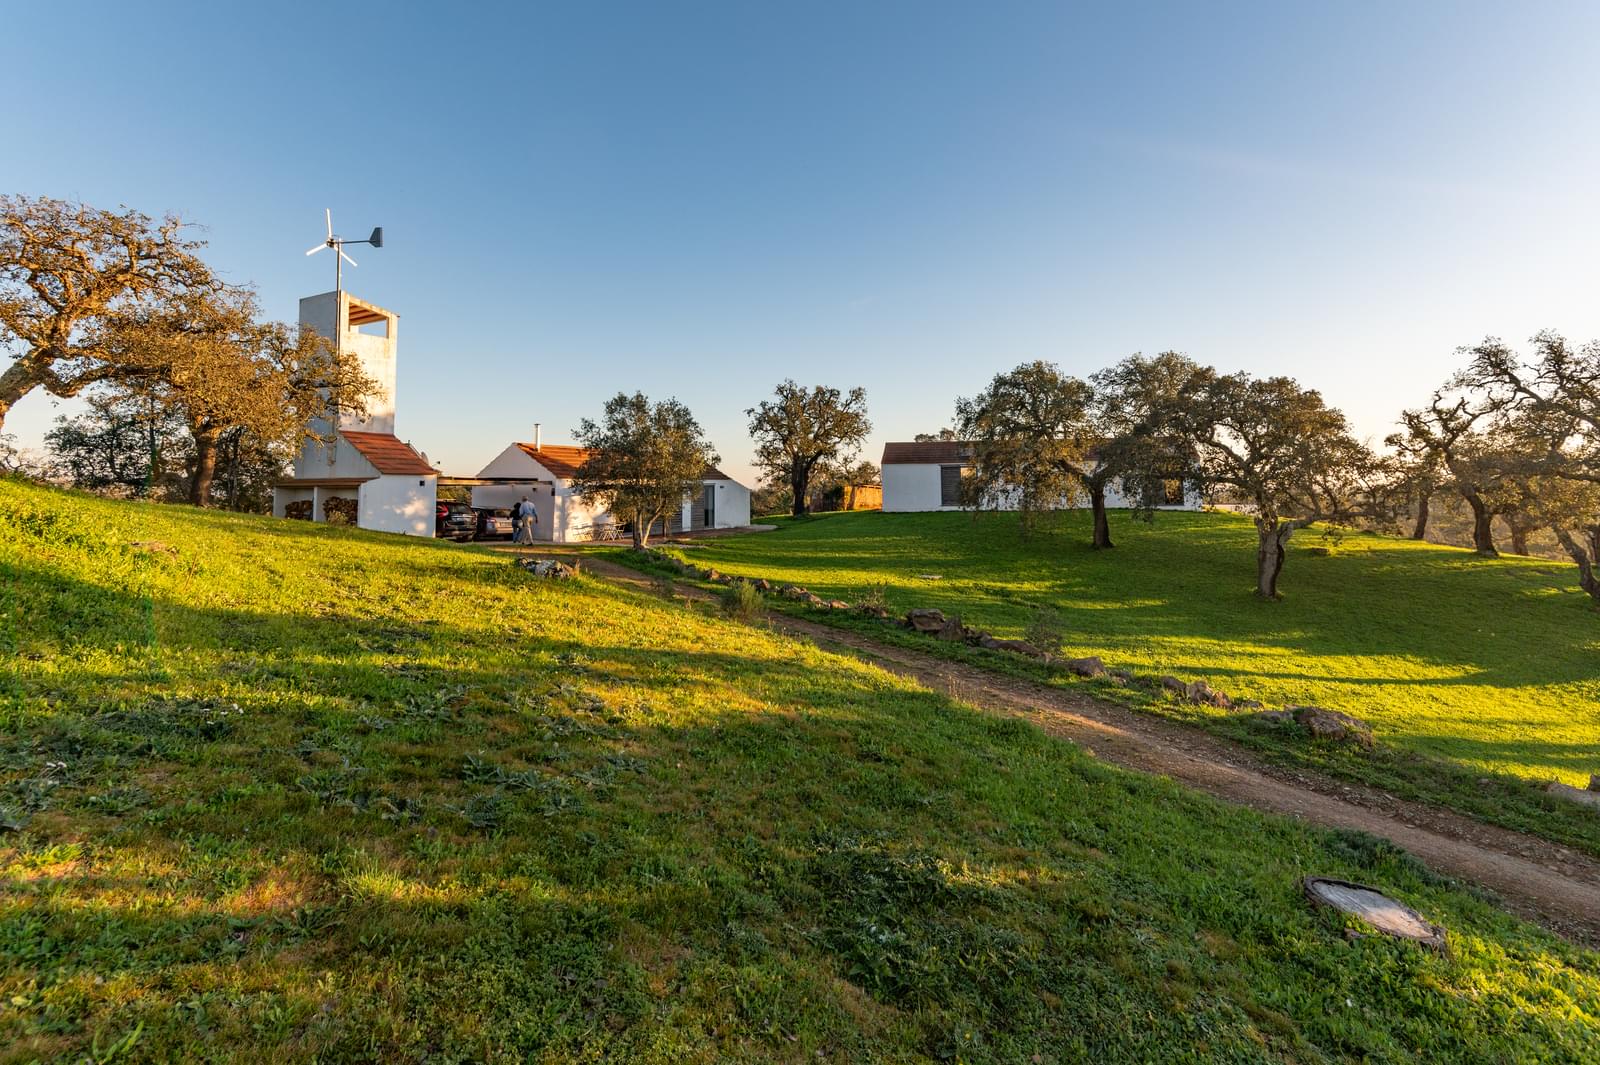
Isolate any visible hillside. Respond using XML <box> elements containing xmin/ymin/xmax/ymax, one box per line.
<box><xmin>663</xmin><ymin>510</ymin><xmax>1600</xmax><ymax>787</ymax></box>
<box><xmin>2</xmin><ymin>480</ymin><xmax>1597</xmax><ymax>1062</ymax></box>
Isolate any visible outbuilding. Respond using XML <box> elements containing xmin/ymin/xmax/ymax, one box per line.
<box><xmin>471</xmin><ymin>432</ymin><xmax>752</xmax><ymax>541</ymax></box>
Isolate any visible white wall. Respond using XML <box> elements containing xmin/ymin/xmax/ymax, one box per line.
<box><xmin>359</xmin><ymin>475</ymin><xmax>436</xmax><ymax>536</ymax></box>
<box><xmin>882</xmin><ymin>464</ymin><xmax>952</xmax><ymax>512</ymax></box>
<box><xmin>708</xmin><ymin>479</ymin><xmax>751</xmax><ymax>527</ymax></box>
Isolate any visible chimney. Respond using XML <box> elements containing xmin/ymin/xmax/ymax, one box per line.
<box><xmin>533</xmin><ymin>423</ymin><xmax>542</xmax><ymax>451</ymax></box>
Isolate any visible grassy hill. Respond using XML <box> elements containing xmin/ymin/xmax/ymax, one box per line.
<box><xmin>2</xmin><ymin>480</ymin><xmax>1597</xmax><ymax>1062</ymax></box>
<box><xmin>660</xmin><ymin>510</ymin><xmax>1600</xmax><ymax>788</ymax></box>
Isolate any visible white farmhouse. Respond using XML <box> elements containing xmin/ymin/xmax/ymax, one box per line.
<box><xmin>271</xmin><ymin>292</ymin><xmax>437</xmax><ymax>535</ymax></box>
<box><xmin>471</xmin><ymin>430</ymin><xmax>752</xmax><ymax>542</ymax></box>
<box><xmin>880</xmin><ymin>440</ymin><xmax>1201</xmax><ymax>512</ymax></box>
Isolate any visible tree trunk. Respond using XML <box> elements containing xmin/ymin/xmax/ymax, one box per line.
<box><xmin>1089</xmin><ymin>481</ymin><xmax>1113</xmax><ymax>550</ymax></box>
<box><xmin>1509</xmin><ymin>523</ymin><xmax>1530</xmax><ymax>557</ymax></box>
<box><xmin>1464</xmin><ymin>492</ymin><xmax>1498</xmax><ymax>556</ymax></box>
<box><xmin>631</xmin><ymin>509</ymin><xmax>649</xmax><ymax>549</ymax></box>
<box><xmin>1255</xmin><ymin>518</ymin><xmax>1294</xmax><ymax>599</ymax></box>
<box><xmin>0</xmin><ymin>359</ymin><xmax>42</xmax><ymax>434</ymax></box>
<box><xmin>189</xmin><ymin>425</ymin><xmax>219</xmax><ymax>507</ymax></box>
<box><xmin>790</xmin><ymin>457</ymin><xmax>810</xmax><ymax>518</ymax></box>
<box><xmin>1552</xmin><ymin>525</ymin><xmax>1600</xmax><ymax>604</ymax></box>
<box><xmin>1410</xmin><ymin>490</ymin><xmax>1430</xmax><ymax>540</ymax></box>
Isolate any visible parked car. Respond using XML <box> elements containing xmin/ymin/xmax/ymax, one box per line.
<box><xmin>435</xmin><ymin>501</ymin><xmax>476</xmax><ymax>541</ymax></box>
<box><xmin>475</xmin><ymin>507</ymin><xmax>515</xmax><ymax>540</ymax></box>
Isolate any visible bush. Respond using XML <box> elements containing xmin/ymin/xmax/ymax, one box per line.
<box><xmin>720</xmin><ymin>580</ymin><xmax>765</xmax><ymax>622</ymax></box>
<box><xmin>1023</xmin><ymin>606</ymin><xmax>1066</xmax><ymax>660</ymax></box>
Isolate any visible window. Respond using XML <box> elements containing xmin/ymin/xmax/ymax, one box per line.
<box><xmin>940</xmin><ymin>465</ymin><xmax>967</xmax><ymax>507</ymax></box>
<box><xmin>1163</xmin><ymin>478</ymin><xmax>1184</xmax><ymax>506</ymax></box>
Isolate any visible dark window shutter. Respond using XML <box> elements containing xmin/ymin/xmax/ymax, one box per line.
<box><xmin>940</xmin><ymin>466</ymin><xmax>962</xmax><ymax>507</ymax></box>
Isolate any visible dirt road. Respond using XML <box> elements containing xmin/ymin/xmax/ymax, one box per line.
<box><xmin>569</xmin><ymin>553</ymin><xmax>1600</xmax><ymax>948</ymax></box>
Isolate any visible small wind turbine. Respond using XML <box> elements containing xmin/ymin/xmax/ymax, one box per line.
<box><xmin>305</xmin><ymin>209</ymin><xmax>384</xmax><ymax>295</ymax></box>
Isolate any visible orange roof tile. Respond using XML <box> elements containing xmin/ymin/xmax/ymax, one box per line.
<box><xmin>514</xmin><ymin>442</ymin><xmax>730</xmax><ymax>483</ymax></box>
<box><xmin>340</xmin><ymin>431</ymin><xmax>437</xmax><ymax>475</ymax></box>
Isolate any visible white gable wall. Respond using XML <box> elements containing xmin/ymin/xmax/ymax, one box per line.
<box><xmin>883</xmin><ymin>464</ymin><xmax>952</xmax><ymax>512</ymax></box>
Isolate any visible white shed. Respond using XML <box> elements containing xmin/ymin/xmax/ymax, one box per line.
<box><xmin>880</xmin><ymin>440</ymin><xmax>1200</xmax><ymax>513</ymax></box>
<box><xmin>471</xmin><ymin>439</ymin><xmax>751</xmax><ymax>542</ymax></box>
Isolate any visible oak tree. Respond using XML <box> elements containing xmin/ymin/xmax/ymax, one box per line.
<box><xmin>573</xmin><ymin>392</ymin><xmax>719</xmax><ymax>548</ymax></box>
<box><xmin>747</xmin><ymin>381</ymin><xmax>870</xmax><ymax>518</ymax></box>
<box><xmin>0</xmin><ymin>196</ymin><xmax>215</xmax><ymax>431</ymax></box>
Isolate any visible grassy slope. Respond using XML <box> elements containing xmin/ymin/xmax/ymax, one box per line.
<box><xmin>666</xmin><ymin>510</ymin><xmax>1600</xmax><ymax>787</ymax></box>
<box><xmin>0</xmin><ymin>481</ymin><xmax>1596</xmax><ymax>1063</ymax></box>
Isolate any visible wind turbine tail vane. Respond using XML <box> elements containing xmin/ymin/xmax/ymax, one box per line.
<box><xmin>303</xmin><ymin>208</ymin><xmax>384</xmax><ymax>293</ymax></box>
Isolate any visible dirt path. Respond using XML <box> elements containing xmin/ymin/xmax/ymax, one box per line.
<box><xmin>560</xmin><ymin>553</ymin><xmax>1600</xmax><ymax>948</ymax></box>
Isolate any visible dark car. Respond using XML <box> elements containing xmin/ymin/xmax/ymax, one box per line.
<box><xmin>435</xmin><ymin>501</ymin><xmax>476</xmax><ymax>541</ymax></box>
<box><xmin>475</xmin><ymin>507</ymin><xmax>515</xmax><ymax>540</ymax></box>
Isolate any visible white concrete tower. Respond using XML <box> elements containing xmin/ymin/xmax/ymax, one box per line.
<box><xmin>294</xmin><ymin>290</ymin><xmax>400</xmax><ymax>475</ymax></box>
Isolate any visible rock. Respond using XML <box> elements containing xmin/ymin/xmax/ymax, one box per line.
<box><xmin>520</xmin><ymin>558</ymin><xmax>578</xmax><ymax>579</ymax></box>
<box><xmin>780</xmin><ymin>585</ymin><xmax>809</xmax><ymax>601</ymax></box>
<box><xmin>1547</xmin><ymin>782</ymin><xmax>1600</xmax><ymax>810</ymax></box>
<box><xmin>854</xmin><ymin>604</ymin><xmax>890</xmax><ymax>619</ymax></box>
<box><xmin>936</xmin><ymin>617</ymin><xmax>967</xmax><ymax>642</ymax></box>
<box><xmin>1289</xmin><ymin>705</ymin><xmax>1374</xmax><ymax>749</ymax></box>
<box><xmin>1590</xmin><ymin>774</ymin><xmax>1600</xmax><ymax>794</ymax></box>
<box><xmin>803</xmin><ymin>592</ymin><xmax>826</xmax><ymax>607</ymax></box>
<box><xmin>1063</xmin><ymin>656</ymin><xmax>1106</xmax><ymax>678</ymax></box>
<box><xmin>703</xmin><ymin>569</ymin><xmax>727</xmax><ymax>583</ymax></box>
<box><xmin>1248</xmin><ymin>709</ymin><xmax>1296</xmax><ymax>726</ymax></box>
<box><xmin>987</xmin><ymin>638</ymin><xmax>1042</xmax><ymax>658</ymax></box>
<box><xmin>827</xmin><ymin>599</ymin><xmax>851</xmax><ymax>610</ymax></box>
<box><xmin>1184</xmin><ymin>680</ymin><xmax>1232</xmax><ymax>709</ymax></box>
<box><xmin>905</xmin><ymin>608</ymin><xmax>948</xmax><ymax>633</ymax></box>
<box><xmin>753</xmin><ymin>579</ymin><xmax>771</xmax><ymax>594</ymax></box>
<box><xmin>1233</xmin><ymin>698</ymin><xmax>1264</xmax><ymax>710</ymax></box>
<box><xmin>1108</xmin><ymin>668</ymin><xmax>1134</xmax><ymax>683</ymax></box>
<box><xmin>1160</xmin><ymin>675</ymin><xmax>1187</xmax><ymax>694</ymax></box>
<box><xmin>1303</xmin><ymin>877</ymin><xmax>1448</xmax><ymax>954</ymax></box>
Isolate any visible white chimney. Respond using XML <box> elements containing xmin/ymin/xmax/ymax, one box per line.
<box><xmin>533</xmin><ymin>423</ymin><xmax>542</xmax><ymax>451</ymax></box>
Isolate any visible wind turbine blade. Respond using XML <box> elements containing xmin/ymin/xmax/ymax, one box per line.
<box><xmin>339</xmin><ymin>249</ymin><xmax>358</xmax><ymax>267</ymax></box>
<box><xmin>325</xmin><ymin>208</ymin><xmax>333</xmax><ymax>239</ymax></box>
<box><xmin>305</xmin><ymin>242</ymin><xmax>327</xmax><ymax>256</ymax></box>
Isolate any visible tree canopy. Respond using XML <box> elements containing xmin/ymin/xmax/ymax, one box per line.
<box><xmin>0</xmin><ymin>195</ymin><xmax>215</xmax><ymax>430</ymax></box>
<box><xmin>573</xmin><ymin>392</ymin><xmax>719</xmax><ymax>548</ymax></box>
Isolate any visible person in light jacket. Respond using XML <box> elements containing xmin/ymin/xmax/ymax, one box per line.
<box><xmin>513</xmin><ymin>496</ymin><xmax>539</xmax><ymax>544</ymax></box>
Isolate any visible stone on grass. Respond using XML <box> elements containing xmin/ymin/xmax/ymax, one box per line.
<box><xmin>827</xmin><ymin>599</ymin><xmax>851</xmax><ymax>610</ymax></box>
<box><xmin>1233</xmin><ymin>698</ymin><xmax>1264</xmax><ymax>710</ymax></box>
<box><xmin>1289</xmin><ymin>706</ymin><xmax>1374</xmax><ymax>749</ymax></box>
<box><xmin>1160</xmin><ymin>675</ymin><xmax>1187</xmax><ymax>694</ymax></box>
<box><xmin>519</xmin><ymin>558</ymin><xmax>578</xmax><ymax>579</ymax></box>
<box><xmin>1184</xmin><ymin>680</ymin><xmax>1232</xmax><ymax>709</ymax></box>
<box><xmin>906</xmin><ymin>608</ymin><xmax>948</xmax><ymax>633</ymax></box>
<box><xmin>1248</xmin><ymin>709</ymin><xmax>1296</xmax><ymax>727</ymax></box>
<box><xmin>1590</xmin><ymin>773</ymin><xmax>1600</xmax><ymax>793</ymax></box>
<box><xmin>1063</xmin><ymin>656</ymin><xmax>1106</xmax><ymax>678</ymax></box>
<box><xmin>753</xmin><ymin>579</ymin><xmax>771</xmax><ymax>593</ymax></box>
<box><xmin>936</xmin><ymin>617</ymin><xmax>968</xmax><ymax>641</ymax></box>
<box><xmin>987</xmin><ymin>638</ymin><xmax>1043</xmax><ymax>658</ymax></box>
<box><xmin>1546</xmin><ymin>782</ymin><xmax>1600</xmax><ymax>811</ymax></box>
<box><xmin>780</xmin><ymin>585</ymin><xmax>810</xmax><ymax>600</ymax></box>
<box><xmin>1303</xmin><ymin>877</ymin><xmax>1448</xmax><ymax>953</ymax></box>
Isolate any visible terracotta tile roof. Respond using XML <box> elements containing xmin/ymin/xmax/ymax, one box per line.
<box><xmin>881</xmin><ymin>441</ymin><xmax>975</xmax><ymax>465</ymax></box>
<box><xmin>514</xmin><ymin>442</ymin><xmax>731</xmax><ymax>483</ymax></box>
<box><xmin>340</xmin><ymin>431</ymin><xmax>437</xmax><ymax>475</ymax></box>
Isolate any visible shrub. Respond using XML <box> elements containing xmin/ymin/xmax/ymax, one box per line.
<box><xmin>1023</xmin><ymin>606</ymin><xmax>1066</xmax><ymax>660</ymax></box>
<box><xmin>720</xmin><ymin>580</ymin><xmax>765</xmax><ymax>623</ymax></box>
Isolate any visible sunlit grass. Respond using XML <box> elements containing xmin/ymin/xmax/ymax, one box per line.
<box><xmin>670</xmin><ymin>510</ymin><xmax>1600</xmax><ymax>786</ymax></box>
<box><xmin>1</xmin><ymin>480</ymin><xmax>1597</xmax><ymax>1062</ymax></box>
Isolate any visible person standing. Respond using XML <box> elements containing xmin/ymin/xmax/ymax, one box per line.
<box><xmin>513</xmin><ymin>495</ymin><xmax>538</xmax><ymax>545</ymax></box>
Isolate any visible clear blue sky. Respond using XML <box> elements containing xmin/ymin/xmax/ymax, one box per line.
<box><xmin>6</xmin><ymin>2</ymin><xmax>1599</xmax><ymax>484</ymax></box>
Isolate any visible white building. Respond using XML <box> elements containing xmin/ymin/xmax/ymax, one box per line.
<box><xmin>471</xmin><ymin>431</ymin><xmax>752</xmax><ymax>542</ymax></box>
<box><xmin>271</xmin><ymin>292</ymin><xmax>437</xmax><ymax>536</ymax></box>
<box><xmin>880</xmin><ymin>440</ymin><xmax>1200</xmax><ymax>513</ymax></box>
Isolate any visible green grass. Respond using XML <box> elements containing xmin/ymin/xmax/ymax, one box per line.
<box><xmin>656</xmin><ymin>510</ymin><xmax>1600</xmax><ymax>788</ymax></box>
<box><xmin>2</xmin><ymin>480</ymin><xmax>1598</xmax><ymax>1062</ymax></box>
